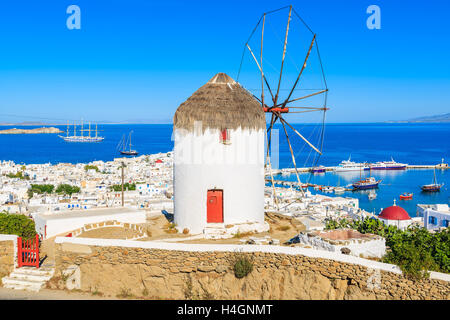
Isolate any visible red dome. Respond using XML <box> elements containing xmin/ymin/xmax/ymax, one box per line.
<box><xmin>155</xmin><ymin>159</ymin><xmax>163</xmax><ymax>163</ymax></box>
<box><xmin>379</xmin><ymin>205</ymin><xmax>411</xmax><ymax>220</ymax></box>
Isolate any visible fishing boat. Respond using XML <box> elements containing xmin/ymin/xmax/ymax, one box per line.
<box><xmin>352</xmin><ymin>177</ymin><xmax>381</xmax><ymax>190</ymax></box>
<box><xmin>421</xmin><ymin>168</ymin><xmax>443</xmax><ymax>192</ymax></box>
<box><xmin>334</xmin><ymin>176</ymin><xmax>345</xmax><ymax>194</ymax></box>
<box><xmin>117</xmin><ymin>131</ymin><xmax>138</xmax><ymax>156</ymax></box>
<box><xmin>59</xmin><ymin>120</ymin><xmax>104</xmax><ymax>142</ymax></box>
<box><xmin>369</xmin><ymin>157</ymin><xmax>407</xmax><ymax>170</ymax></box>
<box><xmin>399</xmin><ymin>193</ymin><xmax>413</xmax><ymax>200</ymax></box>
<box><xmin>334</xmin><ymin>186</ymin><xmax>346</xmax><ymax>194</ymax></box>
<box><xmin>310</xmin><ymin>166</ymin><xmax>326</xmax><ymax>173</ymax></box>
<box><xmin>334</xmin><ymin>156</ymin><xmax>369</xmax><ymax>172</ymax></box>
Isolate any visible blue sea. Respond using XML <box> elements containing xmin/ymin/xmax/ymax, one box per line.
<box><xmin>1</xmin><ymin>123</ymin><xmax>449</xmax><ymax>216</ymax></box>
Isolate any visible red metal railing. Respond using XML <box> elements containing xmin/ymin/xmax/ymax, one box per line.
<box><xmin>17</xmin><ymin>234</ymin><xmax>40</xmax><ymax>268</ymax></box>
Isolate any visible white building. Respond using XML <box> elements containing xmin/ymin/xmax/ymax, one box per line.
<box><xmin>377</xmin><ymin>201</ymin><xmax>413</xmax><ymax>230</ymax></box>
<box><xmin>417</xmin><ymin>204</ymin><xmax>450</xmax><ymax>231</ymax></box>
<box><xmin>173</xmin><ymin>73</ymin><xmax>268</xmax><ymax>235</ymax></box>
<box><xmin>32</xmin><ymin>207</ymin><xmax>146</xmax><ymax>239</ymax></box>
<box><xmin>294</xmin><ymin>229</ymin><xmax>386</xmax><ymax>259</ymax></box>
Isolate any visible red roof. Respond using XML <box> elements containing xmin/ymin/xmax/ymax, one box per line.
<box><xmin>379</xmin><ymin>205</ymin><xmax>411</xmax><ymax>220</ymax></box>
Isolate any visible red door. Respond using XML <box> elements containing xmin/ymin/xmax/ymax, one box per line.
<box><xmin>207</xmin><ymin>190</ymin><xmax>223</xmax><ymax>223</ymax></box>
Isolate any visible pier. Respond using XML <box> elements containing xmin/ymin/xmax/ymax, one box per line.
<box><xmin>266</xmin><ymin>162</ymin><xmax>449</xmax><ymax>177</ymax></box>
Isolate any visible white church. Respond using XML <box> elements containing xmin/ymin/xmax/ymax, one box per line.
<box><xmin>173</xmin><ymin>73</ymin><xmax>269</xmax><ymax>237</ymax></box>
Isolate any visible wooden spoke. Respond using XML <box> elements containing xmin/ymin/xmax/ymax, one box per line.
<box><xmin>279</xmin><ymin>115</ymin><xmax>322</xmax><ymax>155</ymax></box>
<box><xmin>274</xmin><ymin>5</ymin><xmax>292</xmax><ymax>105</ymax></box>
<box><xmin>288</xmin><ymin>110</ymin><xmax>327</xmax><ymax>114</ymax></box>
<box><xmin>260</xmin><ymin>14</ymin><xmax>266</xmax><ymax>113</ymax></box>
<box><xmin>266</xmin><ymin>113</ymin><xmax>275</xmax><ymax>162</ymax></box>
<box><xmin>246</xmin><ymin>44</ymin><xmax>275</xmax><ymax>103</ymax></box>
<box><xmin>288</xmin><ymin>106</ymin><xmax>329</xmax><ymax>110</ymax></box>
<box><xmin>276</xmin><ymin>89</ymin><xmax>328</xmax><ymax>107</ymax></box>
<box><xmin>280</xmin><ymin>34</ymin><xmax>316</xmax><ymax>109</ymax></box>
<box><xmin>264</xmin><ymin>122</ymin><xmax>279</xmax><ymax>209</ymax></box>
<box><xmin>281</xmin><ymin>119</ymin><xmax>305</xmax><ymax>196</ymax></box>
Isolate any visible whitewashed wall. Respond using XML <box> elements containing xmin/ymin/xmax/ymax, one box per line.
<box><xmin>174</xmin><ymin>126</ymin><xmax>265</xmax><ymax>234</ymax></box>
<box><xmin>296</xmin><ymin>233</ymin><xmax>386</xmax><ymax>259</ymax></box>
<box><xmin>32</xmin><ymin>210</ymin><xmax>146</xmax><ymax>239</ymax></box>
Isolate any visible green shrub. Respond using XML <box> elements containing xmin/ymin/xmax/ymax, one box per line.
<box><xmin>111</xmin><ymin>183</ymin><xmax>136</xmax><ymax>192</ymax></box>
<box><xmin>383</xmin><ymin>242</ymin><xmax>436</xmax><ymax>280</ymax></box>
<box><xmin>29</xmin><ymin>184</ymin><xmax>54</xmax><ymax>196</ymax></box>
<box><xmin>84</xmin><ymin>165</ymin><xmax>99</xmax><ymax>172</ymax></box>
<box><xmin>325</xmin><ymin>217</ymin><xmax>450</xmax><ymax>278</ymax></box>
<box><xmin>233</xmin><ymin>254</ymin><xmax>253</xmax><ymax>279</ymax></box>
<box><xmin>55</xmin><ymin>184</ymin><xmax>80</xmax><ymax>196</ymax></box>
<box><xmin>0</xmin><ymin>212</ymin><xmax>36</xmax><ymax>239</ymax></box>
<box><xmin>6</xmin><ymin>171</ymin><xmax>29</xmax><ymax>180</ymax></box>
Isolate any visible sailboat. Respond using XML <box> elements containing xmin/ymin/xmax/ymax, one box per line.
<box><xmin>117</xmin><ymin>131</ymin><xmax>138</xmax><ymax>156</ymax></box>
<box><xmin>421</xmin><ymin>168</ymin><xmax>443</xmax><ymax>192</ymax></box>
<box><xmin>58</xmin><ymin>120</ymin><xmax>104</xmax><ymax>142</ymax></box>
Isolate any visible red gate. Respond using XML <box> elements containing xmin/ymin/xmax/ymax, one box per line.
<box><xmin>18</xmin><ymin>234</ymin><xmax>40</xmax><ymax>268</ymax></box>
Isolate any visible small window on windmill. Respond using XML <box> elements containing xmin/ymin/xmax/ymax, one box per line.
<box><xmin>220</xmin><ymin>129</ymin><xmax>231</xmax><ymax>145</ymax></box>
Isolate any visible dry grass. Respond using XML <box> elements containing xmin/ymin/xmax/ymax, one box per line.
<box><xmin>232</xmin><ymin>231</ymin><xmax>254</xmax><ymax>239</ymax></box>
<box><xmin>277</xmin><ymin>225</ymin><xmax>291</xmax><ymax>231</ymax></box>
<box><xmin>164</xmin><ymin>222</ymin><xmax>178</xmax><ymax>234</ymax></box>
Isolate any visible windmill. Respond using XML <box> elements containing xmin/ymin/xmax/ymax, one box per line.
<box><xmin>237</xmin><ymin>5</ymin><xmax>329</xmax><ymax>207</ymax></box>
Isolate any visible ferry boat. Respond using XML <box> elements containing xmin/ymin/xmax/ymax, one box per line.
<box><xmin>59</xmin><ymin>120</ymin><xmax>104</xmax><ymax>143</ymax></box>
<box><xmin>399</xmin><ymin>193</ymin><xmax>413</xmax><ymax>200</ymax></box>
<box><xmin>334</xmin><ymin>157</ymin><xmax>369</xmax><ymax>172</ymax></box>
<box><xmin>421</xmin><ymin>168</ymin><xmax>443</xmax><ymax>192</ymax></box>
<box><xmin>369</xmin><ymin>157</ymin><xmax>407</xmax><ymax>170</ymax></box>
<box><xmin>117</xmin><ymin>131</ymin><xmax>138</xmax><ymax>156</ymax></box>
<box><xmin>310</xmin><ymin>166</ymin><xmax>326</xmax><ymax>173</ymax></box>
<box><xmin>352</xmin><ymin>177</ymin><xmax>381</xmax><ymax>190</ymax></box>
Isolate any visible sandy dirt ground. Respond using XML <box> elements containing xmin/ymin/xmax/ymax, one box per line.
<box><xmin>37</xmin><ymin>212</ymin><xmax>305</xmax><ymax>269</ymax></box>
<box><xmin>77</xmin><ymin>227</ymin><xmax>141</xmax><ymax>239</ymax></box>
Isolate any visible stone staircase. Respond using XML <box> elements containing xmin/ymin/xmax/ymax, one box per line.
<box><xmin>1</xmin><ymin>267</ymin><xmax>55</xmax><ymax>292</ymax></box>
<box><xmin>203</xmin><ymin>223</ymin><xmax>229</xmax><ymax>239</ymax></box>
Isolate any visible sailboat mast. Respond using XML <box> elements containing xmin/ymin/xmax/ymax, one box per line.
<box><xmin>129</xmin><ymin>131</ymin><xmax>132</xmax><ymax>152</ymax></box>
<box><xmin>66</xmin><ymin>121</ymin><xmax>69</xmax><ymax>137</ymax></box>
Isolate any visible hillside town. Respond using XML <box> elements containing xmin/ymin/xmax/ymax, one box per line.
<box><xmin>0</xmin><ymin>152</ymin><xmax>173</xmax><ymax>216</ymax></box>
<box><xmin>0</xmin><ymin>150</ymin><xmax>445</xmax><ymax>239</ymax></box>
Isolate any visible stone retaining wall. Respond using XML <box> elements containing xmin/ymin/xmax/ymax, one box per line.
<box><xmin>53</xmin><ymin>240</ymin><xmax>450</xmax><ymax>300</ymax></box>
<box><xmin>0</xmin><ymin>236</ymin><xmax>17</xmax><ymax>280</ymax></box>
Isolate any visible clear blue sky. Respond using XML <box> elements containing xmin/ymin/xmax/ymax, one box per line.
<box><xmin>0</xmin><ymin>0</ymin><xmax>449</xmax><ymax>123</ymax></box>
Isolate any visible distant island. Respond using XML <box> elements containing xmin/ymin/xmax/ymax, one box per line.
<box><xmin>386</xmin><ymin>113</ymin><xmax>450</xmax><ymax>123</ymax></box>
<box><xmin>0</xmin><ymin>127</ymin><xmax>63</xmax><ymax>134</ymax></box>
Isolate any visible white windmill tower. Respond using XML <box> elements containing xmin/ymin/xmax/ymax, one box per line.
<box><xmin>173</xmin><ymin>73</ymin><xmax>269</xmax><ymax>236</ymax></box>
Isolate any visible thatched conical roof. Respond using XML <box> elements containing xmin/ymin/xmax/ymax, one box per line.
<box><xmin>173</xmin><ymin>73</ymin><xmax>265</xmax><ymax>132</ymax></box>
